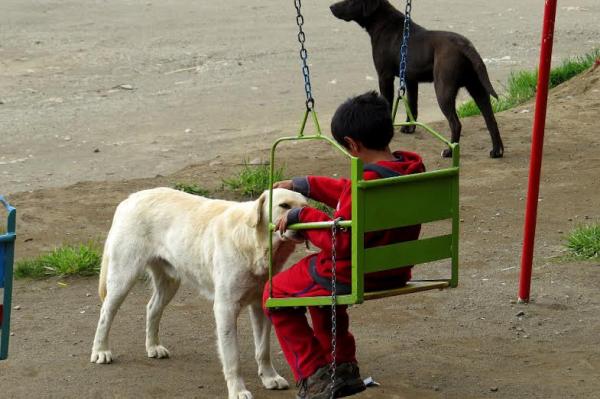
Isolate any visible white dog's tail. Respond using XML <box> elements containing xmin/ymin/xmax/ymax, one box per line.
<box><xmin>98</xmin><ymin>252</ymin><xmax>108</xmax><ymax>302</ymax></box>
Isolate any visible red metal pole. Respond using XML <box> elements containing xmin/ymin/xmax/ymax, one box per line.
<box><xmin>518</xmin><ymin>0</ymin><xmax>558</xmax><ymax>303</ymax></box>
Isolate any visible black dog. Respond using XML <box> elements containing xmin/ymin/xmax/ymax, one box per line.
<box><xmin>330</xmin><ymin>0</ymin><xmax>504</xmax><ymax>158</ymax></box>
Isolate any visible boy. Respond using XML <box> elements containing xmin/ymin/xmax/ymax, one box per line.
<box><xmin>263</xmin><ymin>91</ymin><xmax>425</xmax><ymax>398</ymax></box>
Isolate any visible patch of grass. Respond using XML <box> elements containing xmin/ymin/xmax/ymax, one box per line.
<box><xmin>548</xmin><ymin>51</ymin><xmax>599</xmax><ymax>87</ymax></box>
<box><xmin>457</xmin><ymin>49</ymin><xmax>600</xmax><ymax>117</ymax></box>
<box><xmin>455</xmin><ymin>99</ymin><xmax>484</xmax><ymax>117</ymax></box>
<box><xmin>223</xmin><ymin>161</ymin><xmax>286</xmax><ymax>197</ymax></box>
<box><xmin>565</xmin><ymin>224</ymin><xmax>600</xmax><ymax>259</ymax></box>
<box><xmin>173</xmin><ymin>182</ymin><xmax>210</xmax><ymax>197</ymax></box>
<box><xmin>308</xmin><ymin>199</ymin><xmax>334</xmax><ymax>216</ymax></box>
<box><xmin>15</xmin><ymin>243</ymin><xmax>102</xmax><ymax>279</ymax></box>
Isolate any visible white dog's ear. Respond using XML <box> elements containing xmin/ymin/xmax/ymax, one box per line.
<box><xmin>247</xmin><ymin>191</ymin><xmax>267</xmax><ymax>228</ymax></box>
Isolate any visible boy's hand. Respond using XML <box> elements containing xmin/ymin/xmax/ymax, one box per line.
<box><xmin>273</xmin><ymin>180</ymin><xmax>293</xmax><ymax>190</ymax></box>
<box><xmin>275</xmin><ymin>210</ymin><xmax>290</xmax><ymax>233</ymax></box>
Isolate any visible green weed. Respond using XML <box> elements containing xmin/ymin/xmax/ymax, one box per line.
<box><xmin>174</xmin><ymin>182</ymin><xmax>210</xmax><ymax>197</ymax></box>
<box><xmin>566</xmin><ymin>224</ymin><xmax>600</xmax><ymax>259</ymax></box>
<box><xmin>457</xmin><ymin>49</ymin><xmax>600</xmax><ymax>117</ymax></box>
<box><xmin>308</xmin><ymin>199</ymin><xmax>334</xmax><ymax>216</ymax></box>
<box><xmin>223</xmin><ymin>162</ymin><xmax>285</xmax><ymax>197</ymax></box>
<box><xmin>15</xmin><ymin>243</ymin><xmax>102</xmax><ymax>279</ymax></box>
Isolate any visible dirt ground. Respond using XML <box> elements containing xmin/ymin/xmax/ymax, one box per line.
<box><xmin>1</xmin><ymin>2</ymin><xmax>600</xmax><ymax>399</ymax></box>
<box><xmin>1</xmin><ymin>64</ymin><xmax>600</xmax><ymax>398</ymax></box>
<box><xmin>1</xmin><ymin>0</ymin><xmax>599</xmax><ymax>194</ymax></box>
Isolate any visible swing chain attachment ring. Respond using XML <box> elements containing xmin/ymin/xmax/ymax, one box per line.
<box><xmin>329</xmin><ymin>217</ymin><xmax>342</xmax><ymax>398</ymax></box>
<box><xmin>398</xmin><ymin>0</ymin><xmax>412</xmax><ymax>98</ymax></box>
<box><xmin>294</xmin><ymin>0</ymin><xmax>315</xmax><ymax>111</ymax></box>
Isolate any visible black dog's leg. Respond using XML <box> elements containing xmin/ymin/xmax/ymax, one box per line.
<box><xmin>434</xmin><ymin>80</ymin><xmax>461</xmax><ymax>158</ymax></box>
<box><xmin>400</xmin><ymin>80</ymin><xmax>418</xmax><ymax>134</ymax></box>
<box><xmin>378</xmin><ymin>75</ymin><xmax>395</xmax><ymax>114</ymax></box>
<box><xmin>466</xmin><ymin>81</ymin><xmax>504</xmax><ymax>158</ymax></box>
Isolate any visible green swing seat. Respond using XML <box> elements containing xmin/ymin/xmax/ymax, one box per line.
<box><xmin>265</xmin><ymin>108</ymin><xmax>459</xmax><ymax>308</ymax></box>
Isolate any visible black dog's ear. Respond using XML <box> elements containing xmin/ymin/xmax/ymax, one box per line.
<box><xmin>362</xmin><ymin>0</ymin><xmax>381</xmax><ymax>17</ymax></box>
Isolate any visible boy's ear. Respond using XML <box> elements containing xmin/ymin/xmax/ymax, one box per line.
<box><xmin>344</xmin><ymin>136</ymin><xmax>360</xmax><ymax>153</ymax></box>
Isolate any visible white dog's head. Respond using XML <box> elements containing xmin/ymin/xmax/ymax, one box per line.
<box><xmin>247</xmin><ymin>188</ymin><xmax>308</xmax><ymax>242</ymax></box>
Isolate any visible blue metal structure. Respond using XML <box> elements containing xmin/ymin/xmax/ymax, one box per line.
<box><xmin>0</xmin><ymin>196</ymin><xmax>16</xmax><ymax>360</ymax></box>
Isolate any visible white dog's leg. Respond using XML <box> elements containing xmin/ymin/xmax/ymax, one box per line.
<box><xmin>214</xmin><ymin>299</ymin><xmax>252</xmax><ymax>399</ymax></box>
<box><xmin>91</xmin><ymin>264</ymin><xmax>137</xmax><ymax>364</ymax></box>
<box><xmin>248</xmin><ymin>303</ymin><xmax>289</xmax><ymax>390</ymax></box>
<box><xmin>146</xmin><ymin>263</ymin><xmax>181</xmax><ymax>359</ymax></box>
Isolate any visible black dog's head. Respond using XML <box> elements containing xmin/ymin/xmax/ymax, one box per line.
<box><xmin>330</xmin><ymin>0</ymin><xmax>382</xmax><ymax>23</ymax></box>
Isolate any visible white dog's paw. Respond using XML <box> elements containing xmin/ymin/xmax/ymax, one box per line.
<box><xmin>261</xmin><ymin>373</ymin><xmax>289</xmax><ymax>390</ymax></box>
<box><xmin>147</xmin><ymin>345</ymin><xmax>170</xmax><ymax>359</ymax></box>
<box><xmin>90</xmin><ymin>350</ymin><xmax>113</xmax><ymax>364</ymax></box>
<box><xmin>235</xmin><ymin>390</ymin><xmax>253</xmax><ymax>399</ymax></box>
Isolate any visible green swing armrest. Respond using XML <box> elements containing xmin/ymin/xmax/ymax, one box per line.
<box><xmin>269</xmin><ymin>220</ymin><xmax>353</xmax><ymax>232</ymax></box>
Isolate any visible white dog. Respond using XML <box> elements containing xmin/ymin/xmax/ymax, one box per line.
<box><xmin>90</xmin><ymin>187</ymin><xmax>307</xmax><ymax>399</ymax></box>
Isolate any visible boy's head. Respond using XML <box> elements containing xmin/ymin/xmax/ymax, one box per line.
<box><xmin>331</xmin><ymin>91</ymin><xmax>393</xmax><ymax>154</ymax></box>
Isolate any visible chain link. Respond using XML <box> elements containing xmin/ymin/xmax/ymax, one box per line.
<box><xmin>398</xmin><ymin>0</ymin><xmax>412</xmax><ymax>97</ymax></box>
<box><xmin>329</xmin><ymin>218</ymin><xmax>341</xmax><ymax>399</ymax></box>
<box><xmin>294</xmin><ymin>0</ymin><xmax>315</xmax><ymax>110</ymax></box>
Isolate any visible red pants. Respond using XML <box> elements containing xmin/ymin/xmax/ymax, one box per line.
<box><xmin>262</xmin><ymin>256</ymin><xmax>356</xmax><ymax>381</ymax></box>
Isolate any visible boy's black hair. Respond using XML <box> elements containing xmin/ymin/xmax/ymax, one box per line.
<box><xmin>331</xmin><ymin>91</ymin><xmax>394</xmax><ymax>150</ymax></box>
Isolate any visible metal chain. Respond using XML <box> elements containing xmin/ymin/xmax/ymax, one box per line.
<box><xmin>398</xmin><ymin>0</ymin><xmax>412</xmax><ymax>97</ymax></box>
<box><xmin>294</xmin><ymin>0</ymin><xmax>315</xmax><ymax>110</ymax></box>
<box><xmin>329</xmin><ymin>218</ymin><xmax>341</xmax><ymax>399</ymax></box>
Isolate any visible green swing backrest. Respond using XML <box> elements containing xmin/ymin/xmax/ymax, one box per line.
<box><xmin>359</xmin><ymin>165</ymin><xmax>458</xmax><ymax>273</ymax></box>
<box><xmin>351</xmin><ymin>156</ymin><xmax>459</xmax><ymax>303</ymax></box>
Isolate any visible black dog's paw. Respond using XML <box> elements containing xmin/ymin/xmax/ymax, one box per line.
<box><xmin>400</xmin><ymin>125</ymin><xmax>416</xmax><ymax>134</ymax></box>
<box><xmin>441</xmin><ymin>148</ymin><xmax>453</xmax><ymax>158</ymax></box>
<box><xmin>489</xmin><ymin>148</ymin><xmax>504</xmax><ymax>158</ymax></box>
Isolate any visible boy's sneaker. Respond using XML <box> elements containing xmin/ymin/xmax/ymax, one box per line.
<box><xmin>297</xmin><ymin>362</ymin><xmax>367</xmax><ymax>399</ymax></box>
<box><xmin>297</xmin><ymin>365</ymin><xmax>332</xmax><ymax>399</ymax></box>
<box><xmin>335</xmin><ymin>362</ymin><xmax>367</xmax><ymax>397</ymax></box>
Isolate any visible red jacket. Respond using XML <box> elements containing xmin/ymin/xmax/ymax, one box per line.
<box><xmin>288</xmin><ymin>150</ymin><xmax>425</xmax><ymax>292</ymax></box>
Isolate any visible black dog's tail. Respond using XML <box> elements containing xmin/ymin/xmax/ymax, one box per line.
<box><xmin>461</xmin><ymin>41</ymin><xmax>499</xmax><ymax>99</ymax></box>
